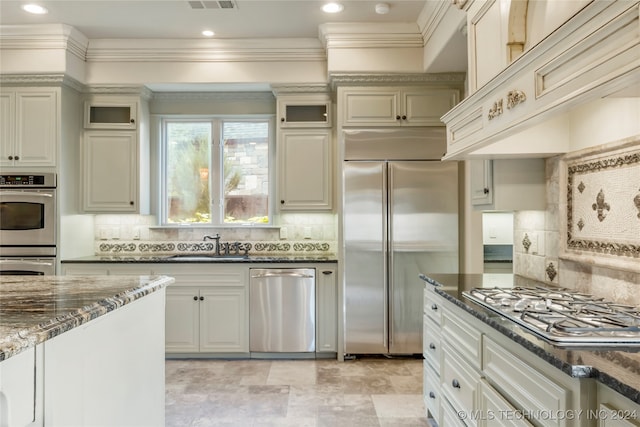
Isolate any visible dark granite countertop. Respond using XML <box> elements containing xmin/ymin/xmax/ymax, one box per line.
<box><xmin>61</xmin><ymin>254</ymin><xmax>338</xmax><ymax>263</ymax></box>
<box><xmin>420</xmin><ymin>273</ymin><xmax>640</xmax><ymax>405</ymax></box>
<box><xmin>0</xmin><ymin>275</ymin><xmax>174</xmax><ymax>362</ymax></box>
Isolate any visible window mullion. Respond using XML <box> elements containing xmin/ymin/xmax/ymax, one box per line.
<box><xmin>211</xmin><ymin>119</ymin><xmax>222</xmax><ymax>225</ymax></box>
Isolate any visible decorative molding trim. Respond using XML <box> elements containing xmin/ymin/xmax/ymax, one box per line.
<box><xmin>329</xmin><ymin>72</ymin><xmax>466</xmax><ymax>88</ymax></box>
<box><xmin>506</xmin><ymin>90</ymin><xmax>526</xmax><ymax>109</ymax></box>
<box><xmin>85</xmin><ymin>38</ymin><xmax>325</xmax><ymax>63</ymax></box>
<box><xmin>319</xmin><ymin>23</ymin><xmax>424</xmax><ymax>49</ymax></box>
<box><xmin>0</xmin><ymin>73</ymin><xmax>84</xmax><ymax>92</ymax></box>
<box><xmin>96</xmin><ymin>240</ymin><xmax>334</xmax><ymax>255</ymax></box>
<box><xmin>270</xmin><ymin>83</ymin><xmax>330</xmax><ymax>96</ymax></box>
<box><xmin>151</xmin><ymin>91</ymin><xmax>275</xmax><ymax>101</ymax></box>
<box><xmin>418</xmin><ymin>0</ymin><xmax>451</xmax><ymax>46</ymax></box>
<box><xmin>0</xmin><ymin>23</ymin><xmax>89</xmax><ymax>61</ymax></box>
<box><xmin>83</xmin><ymin>84</ymin><xmax>153</xmax><ymax>100</ymax></box>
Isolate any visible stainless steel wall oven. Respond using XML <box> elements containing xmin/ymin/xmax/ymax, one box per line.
<box><xmin>0</xmin><ymin>173</ymin><xmax>57</xmax><ymax>274</ymax></box>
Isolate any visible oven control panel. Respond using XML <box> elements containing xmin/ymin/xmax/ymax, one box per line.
<box><xmin>0</xmin><ymin>173</ymin><xmax>56</xmax><ymax>187</ymax></box>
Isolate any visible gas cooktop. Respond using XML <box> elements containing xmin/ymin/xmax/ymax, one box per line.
<box><xmin>463</xmin><ymin>286</ymin><xmax>640</xmax><ymax>347</ymax></box>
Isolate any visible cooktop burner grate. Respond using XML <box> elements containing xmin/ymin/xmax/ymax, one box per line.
<box><xmin>462</xmin><ymin>286</ymin><xmax>640</xmax><ymax>346</ymax></box>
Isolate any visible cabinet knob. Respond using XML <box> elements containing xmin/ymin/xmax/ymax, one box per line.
<box><xmin>8</xmin><ymin>155</ymin><xmax>13</xmax><ymax>160</ymax></box>
<box><xmin>280</xmin><ymin>200</ymin><xmax>285</xmax><ymax>204</ymax></box>
<box><xmin>401</xmin><ymin>115</ymin><xmax>407</xmax><ymax>120</ymax></box>
<box><xmin>431</xmin><ymin>304</ymin><xmax>438</xmax><ymax>311</ymax></box>
<box><xmin>483</xmin><ymin>187</ymin><xmax>490</xmax><ymax>195</ymax></box>
<box><xmin>452</xmin><ymin>379</ymin><xmax>461</xmax><ymax>389</ymax></box>
<box><xmin>199</xmin><ymin>296</ymin><xmax>204</xmax><ymax>301</ymax></box>
<box><xmin>429</xmin><ymin>343</ymin><xmax>436</xmax><ymax>350</ymax></box>
<box><xmin>130</xmin><ymin>201</ymin><xmax>134</xmax><ymax>205</ymax></box>
<box><xmin>193</xmin><ymin>296</ymin><xmax>198</xmax><ymax>301</ymax></box>
<box><xmin>130</xmin><ymin>118</ymin><xmax>135</xmax><ymax>124</ymax></box>
<box><xmin>280</xmin><ymin>117</ymin><xmax>285</xmax><ymax>122</ymax></box>
<box><xmin>396</xmin><ymin>115</ymin><xmax>401</xmax><ymax>120</ymax></box>
<box><xmin>429</xmin><ymin>391</ymin><xmax>436</xmax><ymax>399</ymax></box>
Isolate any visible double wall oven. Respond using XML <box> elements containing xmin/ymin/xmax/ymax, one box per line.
<box><xmin>0</xmin><ymin>173</ymin><xmax>56</xmax><ymax>275</ymax></box>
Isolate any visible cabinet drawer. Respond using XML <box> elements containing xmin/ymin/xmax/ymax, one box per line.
<box><xmin>441</xmin><ymin>393</ymin><xmax>469</xmax><ymax>427</ymax></box>
<box><xmin>482</xmin><ymin>337</ymin><xmax>569</xmax><ymax>427</ymax></box>
<box><xmin>442</xmin><ymin>342</ymin><xmax>481</xmax><ymax>424</ymax></box>
<box><xmin>442</xmin><ymin>306</ymin><xmax>482</xmax><ymax>368</ymax></box>
<box><xmin>424</xmin><ymin>288</ymin><xmax>442</xmax><ymax>325</ymax></box>
<box><xmin>423</xmin><ymin>316</ymin><xmax>441</xmax><ymax>372</ymax></box>
<box><xmin>424</xmin><ymin>360</ymin><xmax>441</xmax><ymax>422</ymax></box>
<box><xmin>478</xmin><ymin>380</ymin><xmax>534</xmax><ymax>427</ymax></box>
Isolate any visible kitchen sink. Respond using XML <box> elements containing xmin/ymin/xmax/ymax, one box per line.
<box><xmin>164</xmin><ymin>254</ymin><xmax>249</xmax><ymax>261</ymax></box>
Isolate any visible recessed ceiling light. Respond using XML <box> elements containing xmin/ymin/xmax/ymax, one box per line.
<box><xmin>375</xmin><ymin>3</ymin><xmax>390</xmax><ymax>14</ymax></box>
<box><xmin>22</xmin><ymin>4</ymin><xmax>48</xmax><ymax>14</ymax></box>
<box><xmin>202</xmin><ymin>30</ymin><xmax>215</xmax><ymax>37</ymax></box>
<box><xmin>322</xmin><ymin>2</ymin><xmax>344</xmax><ymax>13</ymax></box>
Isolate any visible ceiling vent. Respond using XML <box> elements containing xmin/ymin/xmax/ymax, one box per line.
<box><xmin>188</xmin><ymin>1</ymin><xmax>237</xmax><ymax>9</ymax></box>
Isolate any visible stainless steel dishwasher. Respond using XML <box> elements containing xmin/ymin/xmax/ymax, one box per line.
<box><xmin>249</xmin><ymin>268</ymin><xmax>316</xmax><ymax>354</ymax></box>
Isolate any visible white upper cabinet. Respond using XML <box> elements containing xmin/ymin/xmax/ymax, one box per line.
<box><xmin>277</xmin><ymin>94</ymin><xmax>331</xmax><ymax>128</ymax></box>
<box><xmin>80</xmin><ymin>92</ymin><xmax>150</xmax><ymax>214</ymax></box>
<box><xmin>278</xmin><ymin>129</ymin><xmax>332</xmax><ymax>211</ymax></box>
<box><xmin>341</xmin><ymin>87</ymin><xmax>459</xmax><ymax>127</ymax></box>
<box><xmin>82</xmin><ymin>131</ymin><xmax>138</xmax><ymax>212</ymax></box>
<box><xmin>84</xmin><ymin>98</ymin><xmax>137</xmax><ymax>130</ymax></box>
<box><xmin>0</xmin><ymin>88</ymin><xmax>59</xmax><ymax>168</ymax></box>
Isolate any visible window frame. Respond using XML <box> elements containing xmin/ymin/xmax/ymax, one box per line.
<box><xmin>158</xmin><ymin>115</ymin><xmax>275</xmax><ymax>227</ymax></box>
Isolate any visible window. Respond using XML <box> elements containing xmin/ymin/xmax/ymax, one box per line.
<box><xmin>161</xmin><ymin>117</ymin><xmax>272</xmax><ymax>225</ymax></box>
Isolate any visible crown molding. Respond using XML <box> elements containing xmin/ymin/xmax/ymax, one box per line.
<box><xmin>270</xmin><ymin>83</ymin><xmax>330</xmax><ymax>96</ymax></box>
<box><xmin>318</xmin><ymin>23</ymin><xmax>424</xmax><ymax>49</ymax></box>
<box><xmin>329</xmin><ymin>72</ymin><xmax>467</xmax><ymax>89</ymax></box>
<box><xmin>0</xmin><ymin>24</ymin><xmax>88</xmax><ymax>61</ymax></box>
<box><xmin>83</xmin><ymin>85</ymin><xmax>153</xmax><ymax>100</ymax></box>
<box><xmin>85</xmin><ymin>38</ymin><xmax>325</xmax><ymax>62</ymax></box>
<box><xmin>0</xmin><ymin>73</ymin><xmax>84</xmax><ymax>91</ymax></box>
<box><xmin>150</xmin><ymin>91</ymin><xmax>275</xmax><ymax>101</ymax></box>
<box><xmin>418</xmin><ymin>0</ymin><xmax>451</xmax><ymax>47</ymax></box>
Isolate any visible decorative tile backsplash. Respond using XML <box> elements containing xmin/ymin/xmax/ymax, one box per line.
<box><xmin>95</xmin><ymin>240</ymin><xmax>335</xmax><ymax>256</ymax></box>
<box><xmin>515</xmin><ymin>136</ymin><xmax>640</xmax><ymax>305</ymax></box>
<box><xmin>563</xmin><ymin>138</ymin><xmax>639</xmax><ymax>272</ymax></box>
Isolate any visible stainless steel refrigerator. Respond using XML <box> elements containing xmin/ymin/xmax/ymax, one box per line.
<box><xmin>342</xmin><ymin>129</ymin><xmax>459</xmax><ymax>355</ymax></box>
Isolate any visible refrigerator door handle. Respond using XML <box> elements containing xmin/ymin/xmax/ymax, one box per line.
<box><xmin>382</xmin><ymin>164</ymin><xmax>390</xmax><ymax>351</ymax></box>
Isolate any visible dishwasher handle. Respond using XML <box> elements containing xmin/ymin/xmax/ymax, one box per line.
<box><xmin>251</xmin><ymin>271</ymin><xmax>314</xmax><ymax>279</ymax></box>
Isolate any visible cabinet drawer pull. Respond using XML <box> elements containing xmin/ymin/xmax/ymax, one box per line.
<box><xmin>431</xmin><ymin>304</ymin><xmax>438</xmax><ymax>311</ymax></box>
<box><xmin>429</xmin><ymin>343</ymin><xmax>436</xmax><ymax>350</ymax></box>
<box><xmin>322</xmin><ymin>271</ymin><xmax>333</xmax><ymax>275</ymax></box>
<box><xmin>452</xmin><ymin>379</ymin><xmax>460</xmax><ymax>389</ymax></box>
<box><xmin>429</xmin><ymin>391</ymin><xmax>436</xmax><ymax>399</ymax></box>
<box><xmin>484</xmin><ymin>187</ymin><xmax>490</xmax><ymax>194</ymax></box>
<box><xmin>130</xmin><ymin>118</ymin><xmax>135</xmax><ymax>124</ymax></box>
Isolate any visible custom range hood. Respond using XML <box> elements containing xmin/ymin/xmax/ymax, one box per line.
<box><xmin>442</xmin><ymin>0</ymin><xmax>640</xmax><ymax>160</ymax></box>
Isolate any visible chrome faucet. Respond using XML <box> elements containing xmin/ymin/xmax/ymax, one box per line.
<box><xmin>203</xmin><ymin>233</ymin><xmax>221</xmax><ymax>255</ymax></box>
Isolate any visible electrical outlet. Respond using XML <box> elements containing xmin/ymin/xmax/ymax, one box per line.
<box><xmin>279</xmin><ymin>227</ymin><xmax>288</xmax><ymax>240</ymax></box>
<box><xmin>111</xmin><ymin>227</ymin><xmax>120</xmax><ymax>240</ymax></box>
<box><xmin>530</xmin><ymin>232</ymin><xmax>539</xmax><ymax>254</ymax></box>
<box><xmin>304</xmin><ymin>227</ymin><xmax>312</xmax><ymax>239</ymax></box>
<box><xmin>99</xmin><ymin>228</ymin><xmax>109</xmax><ymax>240</ymax></box>
<box><xmin>132</xmin><ymin>227</ymin><xmax>141</xmax><ymax>240</ymax></box>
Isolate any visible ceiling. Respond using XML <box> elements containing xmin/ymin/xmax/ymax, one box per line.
<box><xmin>0</xmin><ymin>0</ymin><xmax>430</xmax><ymax>39</ymax></box>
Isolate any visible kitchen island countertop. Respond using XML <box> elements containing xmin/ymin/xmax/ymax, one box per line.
<box><xmin>0</xmin><ymin>275</ymin><xmax>173</xmax><ymax>362</ymax></box>
<box><xmin>421</xmin><ymin>273</ymin><xmax>640</xmax><ymax>405</ymax></box>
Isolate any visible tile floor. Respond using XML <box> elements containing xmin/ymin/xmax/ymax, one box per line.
<box><xmin>165</xmin><ymin>356</ymin><xmax>430</xmax><ymax>427</ymax></box>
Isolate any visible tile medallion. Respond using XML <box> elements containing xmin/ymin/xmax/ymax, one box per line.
<box><xmin>563</xmin><ymin>137</ymin><xmax>640</xmax><ymax>272</ymax></box>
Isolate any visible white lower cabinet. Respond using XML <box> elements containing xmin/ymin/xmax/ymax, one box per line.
<box><xmin>478</xmin><ymin>380</ymin><xmax>533</xmax><ymax>427</ymax></box>
<box><xmin>424</xmin><ymin>285</ymin><xmax>633</xmax><ymax>427</ymax></box>
<box><xmin>316</xmin><ymin>266</ymin><xmax>338</xmax><ymax>353</ymax></box>
<box><xmin>156</xmin><ymin>265</ymin><xmax>249</xmax><ymax>355</ymax></box>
